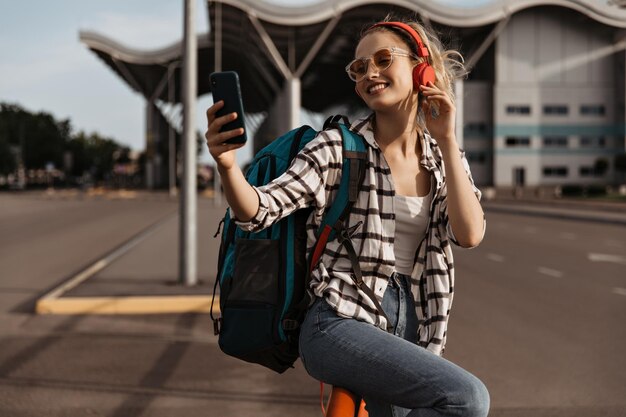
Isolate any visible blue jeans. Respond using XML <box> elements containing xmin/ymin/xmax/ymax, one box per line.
<box><xmin>299</xmin><ymin>273</ymin><xmax>490</xmax><ymax>417</ymax></box>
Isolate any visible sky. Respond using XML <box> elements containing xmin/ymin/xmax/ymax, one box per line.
<box><xmin>0</xmin><ymin>0</ymin><xmax>495</xmax><ymax>164</ymax></box>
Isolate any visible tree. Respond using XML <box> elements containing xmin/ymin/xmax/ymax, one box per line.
<box><xmin>0</xmin><ymin>103</ymin><xmax>70</xmax><ymax>170</ymax></box>
<box><xmin>0</xmin><ymin>137</ymin><xmax>16</xmax><ymax>175</ymax></box>
<box><xmin>66</xmin><ymin>131</ymin><xmax>125</xmax><ymax>181</ymax></box>
<box><xmin>1</xmin><ymin>102</ymin><xmax>132</xmax><ymax>185</ymax></box>
<box><xmin>615</xmin><ymin>153</ymin><xmax>626</xmax><ymax>183</ymax></box>
<box><xmin>593</xmin><ymin>158</ymin><xmax>609</xmax><ymax>176</ymax></box>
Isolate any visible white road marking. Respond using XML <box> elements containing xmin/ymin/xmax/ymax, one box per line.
<box><xmin>538</xmin><ymin>267</ymin><xmax>564</xmax><ymax>278</ymax></box>
<box><xmin>38</xmin><ymin>212</ymin><xmax>177</xmax><ymax>302</ymax></box>
<box><xmin>486</xmin><ymin>253</ymin><xmax>505</xmax><ymax>262</ymax></box>
<box><xmin>612</xmin><ymin>288</ymin><xmax>626</xmax><ymax>296</ymax></box>
<box><xmin>559</xmin><ymin>232</ymin><xmax>576</xmax><ymax>240</ymax></box>
<box><xmin>588</xmin><ymin>253</ymin><xmax>626</xmax><ymax>266</ymax></box>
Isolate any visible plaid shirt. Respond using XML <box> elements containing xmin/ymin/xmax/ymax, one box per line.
<box><xmin>237</xmin><ymin>115</ymin><xmax>483</xmax><ymax>356</ymax></box>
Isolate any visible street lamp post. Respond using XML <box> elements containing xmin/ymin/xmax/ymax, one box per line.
<box><xmin>180</xmin><ymin>0</ymin><xmax>197</xmax><ymax>286</ymax></box>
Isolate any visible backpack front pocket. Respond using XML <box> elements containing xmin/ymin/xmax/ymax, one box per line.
<box><xmin>229</xmin><ymin>238</ymin><xmax>279</xmax><ymax>304</ymax></box>
<box><xmin>220</xmin><ymin>301</ymin><xmax>275</xmax><ymax>353</ymax></box>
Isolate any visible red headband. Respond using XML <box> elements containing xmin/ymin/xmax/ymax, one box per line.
<box><xmin>368</xmin><ymin>22</ymin><xmax>430</xmax><ymax>58</ymax></box>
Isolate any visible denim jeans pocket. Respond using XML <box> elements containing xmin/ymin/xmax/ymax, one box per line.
<box><xmin>315</xmin><ymin>298</ymin><xmax>337</xmax><ymax>333</ymax></box>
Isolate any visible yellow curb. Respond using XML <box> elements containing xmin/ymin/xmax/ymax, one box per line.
<box><xmin>36</xmin><ymin>295</ymin><xmax>220</xmax><ymax>315</ymax></box>
<box><xmin>34</xmin><ymin>211</ymin><xmax>185</xmax><ymax>316</ymax></box>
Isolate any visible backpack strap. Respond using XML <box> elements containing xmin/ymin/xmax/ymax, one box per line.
<box><xmin>316</xmin><ymin>123</ymin><xmax>366</xmax><ymax>241</ymax></box>
<box><xmin>308</xmin><ymin>118</ymin><xmax>392</xmax><ymax>332</ymax></box>
<box><xmin>323</xmin><ymin>114</ymin><xmax>350</xmax><ymax>130</ymax></box>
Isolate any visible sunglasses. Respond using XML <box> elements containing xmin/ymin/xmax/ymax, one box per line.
<box><xmin>345</xmin><ymin>47</ymin><xmax>418</xmax><ymax>82</ymax></box>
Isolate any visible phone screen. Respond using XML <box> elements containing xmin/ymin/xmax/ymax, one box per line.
<box><xmin>209</xmin><ymin>71</ymin><xmax>247</xmax><ymax>144</ymax></box>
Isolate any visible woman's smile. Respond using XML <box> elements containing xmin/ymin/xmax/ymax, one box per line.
<box><xmin>367</xmin><ymin>82</ymin><xmax>390</xmax><ymax>95</ymax></box>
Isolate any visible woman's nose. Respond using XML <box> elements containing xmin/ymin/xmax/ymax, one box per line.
<box><xmin>363</xmin><ymin>59</ymin><xmax>380</xmax><ymax>79</ymax></box>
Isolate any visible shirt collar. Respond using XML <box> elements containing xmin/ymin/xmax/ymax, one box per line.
<box><xmin>350</xmin><ymin>114</ymin><xmax>379</xmax><ymax>149</ymax></box>
<box><xmin>350</xmin><ymin>113</ymin><xmax>440</xmax><ymax>172</ymax></box>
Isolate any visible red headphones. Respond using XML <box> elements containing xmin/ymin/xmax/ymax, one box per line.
<box><xmin>368</xmin><ymin>21</ymin><xmax>436</xmax><ymax>89</ymax></box>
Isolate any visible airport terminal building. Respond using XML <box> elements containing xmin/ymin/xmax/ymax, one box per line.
<box><xmin>81</xmin><ymin>0</ymin><xmax>626</xmax><ymax>188</ymax></box>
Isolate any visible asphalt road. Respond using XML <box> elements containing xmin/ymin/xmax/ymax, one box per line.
<box><xmin>0</xmin><ymin>191</ymin><xmax>624</xmax><ymax>416</ymax></box>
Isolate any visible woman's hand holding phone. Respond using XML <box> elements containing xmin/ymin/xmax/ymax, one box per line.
<box><xmin>205</xmin><ymin>100</ymin><xmax>259</xmax><ymax>221</ymax></box>
<box><xmin>205</xmin><ymin>100</ymin><xmax>246</xmax><ymax>171</ymax></box>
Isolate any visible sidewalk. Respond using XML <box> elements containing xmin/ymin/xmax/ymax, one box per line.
<box><xmin>34</xmin><ymin>192</ymin><xmax>626</xmax><ymax>316</ymax></box>
<box><xmin>36</xmin><ymin>196</ymin><xmax>227</xmax><ymax>315</ymax></box>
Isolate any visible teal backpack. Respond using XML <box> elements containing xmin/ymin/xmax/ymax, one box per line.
<box><xmin>210</xmin><ymin>116</ymin><xmax>380</xmax><ymax>373</ymax></box>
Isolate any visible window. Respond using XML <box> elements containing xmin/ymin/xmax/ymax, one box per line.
<box><xmin>542</xmin><ymin>136</ymin><xmax>568</xmax><ymax>147</ymax></box>
<box><xmin>579</xmin><ymin>166</ymin><xmax>605</xmax><ymax>177</ymax></box>
<box><xmin>467</xmin><ymin>152</ymin><xmax>486</xmax><ymax>164</ymax></box>
<box><xmin>580</xmin><ymin>105</ymin><xmax>605</xmax><ymax>116</ymax></box>
<box><xmin>543</xmin><ymin>167</ymin><xmax>568</xmax><ymax>177</ymax></box>
<box><xmin>579</xmin><ymin>167</ymin><xmax>594</xmax><ymax>177</ymax></box>
<box><xmin>505</xmin><ymin>137</ymin><xmax>531</xmax><ymax>147</ymax></box>
<box><xmin>465</xmin><ymin>122</ymin><xmax>489</xmax><ymax>135</ymax></box>
<box><xmin>543</xmin><ymin>105</ymin><xmax>568</xmax><ymax>115</ymax></box>
<box><xmin>580</xmin><ymin>136</ymin><xmax>606</xmax><ymax>148</ymax></box>
<box><xmin>506</xmin><ymin>105</ymin><xmax>531</xmax><ymax>115</ymax></box>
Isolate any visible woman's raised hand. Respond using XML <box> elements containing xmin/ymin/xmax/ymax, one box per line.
<box><xmin>205</xmin><ymin>100</ymin><xmax>246</xmax><ymax>171</ymax></box>
<box><xmin>419</xmin><ymin>82</ymin><xmax>456</xmax><ymax>146</ymax></box>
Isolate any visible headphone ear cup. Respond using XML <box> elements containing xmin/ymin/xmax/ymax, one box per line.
<box><xmin>413</xmin><ymin>63</ymin><xmax>436</xmax><ymax>89</ymax></box>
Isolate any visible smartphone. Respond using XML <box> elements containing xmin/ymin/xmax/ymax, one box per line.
<box><xmin>209</xmin><ymin>71</ymin><xmax>247</xmax><ymax>144</ymax></box>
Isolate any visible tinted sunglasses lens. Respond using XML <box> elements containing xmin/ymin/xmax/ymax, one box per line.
<box><xmin>348</xmin><ymin>60</ymin><xmax>367</xmax><ymax>81</ymax></box>
<box><xmin>373</xmin><ymin>49</ymin><xmax>393</xmax><ymax>71</ymax></box>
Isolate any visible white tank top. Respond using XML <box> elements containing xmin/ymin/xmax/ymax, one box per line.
<box><xmin>393</xmin><ymin>190</ymin><xmax>432</xmax><ymax>275</ymax></box>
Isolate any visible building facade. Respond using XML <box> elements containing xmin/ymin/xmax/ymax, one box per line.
<box><xmin>81</xmin><ymin>0</ymin><xmax>626</xmax><ymax>189</ymax></box>
<box><xmin>485</xmin><ymin>7</ymin><xmax>625</xmax><ymax>187</ymax></box>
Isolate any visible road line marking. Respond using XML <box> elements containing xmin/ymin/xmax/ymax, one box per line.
<box><xmin>612</xmin><ymin>288</ymin><xmax>626</xmax><ymax>296</ymax></box>
<box><xmin>42</xmin><ymin>260</ymin><xmax>109</xmax><ymax>301</ymax></box>
<box><xmin>588</xmin><ymin>253</ymin><xmax>626</xmax><ymax>266</ymax></box>
<box><xmin>37</xmin><ymin>211</ymin><xmax>177</xmax><ymax>306</ymax></box>
<box><xmin>486</xmin><ymin>253</ymin><xmax>505</xmax><ymax>262</ymax></box>
<box><xmin>538</xmin><ymin>267</ymin><xmax>563</xmax><ymax>278</ymax></box>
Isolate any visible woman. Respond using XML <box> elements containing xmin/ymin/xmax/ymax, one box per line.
<box><xmin>206</xmin><ymin>17</ymin><xmax>489</xmax><ymax>417</ymax></box>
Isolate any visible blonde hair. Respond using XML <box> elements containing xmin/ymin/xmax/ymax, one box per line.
<box><xmin>359</xmin><ymin>15</ymin><xmax>466</xmax><ymax>130</ymax></box>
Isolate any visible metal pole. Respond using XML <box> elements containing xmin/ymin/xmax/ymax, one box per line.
<box><xmin>212</xmin><ymin>1</ymin><xmax>223</xmax><ymax>207</ymax></box>
<box><xmin>287</xmin><ymin>76</ymin><xmax>301</xmax><ymax>130</ymax></box>
<box><xmin>454</xmin><ymin>79</ymin><xmax>464</xmax><ymax>149</ymax></box>
<box><xmin>287</xmin><ymin>29</ymin><xmax>300</xmax><ymax>130</ymax></box>
<box><xmin>180</xmin><ymin>0</ymin><xmax>197</xmax><ymax>286</ymax></box>
<box><xmin>168</xmin><ymin>63</ymin><xmax>177</xmax><ymax>197</ymax></box>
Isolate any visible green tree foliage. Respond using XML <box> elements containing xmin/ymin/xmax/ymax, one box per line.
<box><xmin>0</xmin><ymin>103</ymin><xmax>69</xmax><ymax>170</ymax></box>
<box><xmin>615</xmin><ymin>153</ymin><xmax>626</xmax><ymax>173</ymax></box>
<box><xmin>593</xmin><ymin>157</ymin><xmax>609</xmax><ymax>176</ymax></box>
<box><xmin>66</xmin><ymin>131</ymin><xmax>128</xmax><ymax>180</ymax></box>
<box><xmin>615</xmin><ymin>153</ymin><xmax>626</xmax><ymax>183</ymax></box>
<box><xmin>0</xmin><ymin>137</ymin><xmax>16</xmax><ymax>175</ymax></box>
<box><xmin>1</xmin><ymin>102</ymin><xmax>129</xmax><ymax>182</ymax></box>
